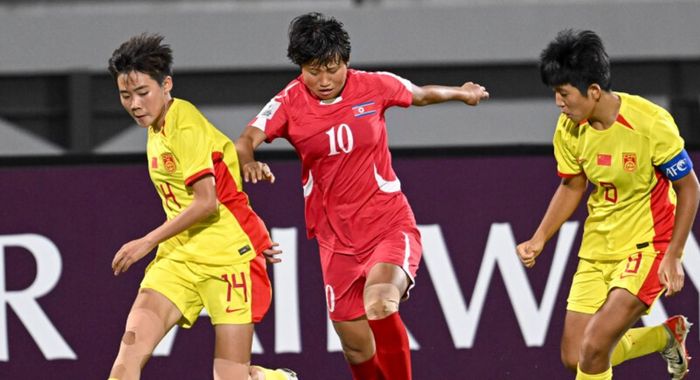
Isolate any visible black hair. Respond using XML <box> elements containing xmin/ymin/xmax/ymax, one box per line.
<box><xmin>287</xmin><ymin>12</ymin><xmax>351</xmax><ymax>67</ymax></box>
<box><xmin>539</xmin><ymin>29</ymin><xmax>611</xmax><ymax>95</ymax></box>
<box><xmin>108</xmin><ymin>33</ymin><xmax>173</xmax><ymax>83</ymax></box>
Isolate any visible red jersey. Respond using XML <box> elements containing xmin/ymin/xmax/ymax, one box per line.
<box><xmin>249</xmin><ymin>69</ymin><xmax>418</xmax><ymax>253</ymax></box>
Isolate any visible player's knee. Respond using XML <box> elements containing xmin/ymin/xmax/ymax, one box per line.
<box><xmin>579</xmin><ymin>335</ymin><xmax>609</xmax><ymax>363</ymax></box>
<box><xmin>364</xmin><ymin>284</ymin><xmax>401</xmax><ymax>320</ymax></box>
<box><xmin>364</xmin><ymin>298</ymin><xmax>399</xmax><ymax>320</ymax></box>
<box><xmin>117</xmin><ymin>308</ymin><xmax>165</xmax><ymax>361</ymax></box>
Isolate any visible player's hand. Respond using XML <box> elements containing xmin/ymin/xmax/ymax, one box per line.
<box><xmin>263</xmin><ymin>242</ymin><xmax>283</xmax><ymax>264</ymax></box>
<box><xmin>516</xmin><ymin>239</ymin><xmax>544</xmax><ymax>268</ymax></box>
<box><xmin>242</xmin><ymin>161</ymin><xmax>275</xmax><ymax>184</ymax></box>
<box><xmin>658</xmin><ymin>255</ymin><xmax>685</xmax><ymax>297</ymax></box>
<box><xmin>112</xmin><ymin>237</ymin><xmax>156</xmax><ymax>276</ymax></box>
<box><xmin>459</xmin><ymin>82</ymin><xmax>489</xmax><ymax>106</ymax></box>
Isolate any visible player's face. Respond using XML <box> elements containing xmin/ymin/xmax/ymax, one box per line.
<box><xmin>117</xmin><ymin>71</ymin><xmax>172</xmax><ymax>128</ymax></box>
<box><xmin>553</xmin><ymin>84</ymin><xmax>596</xmax><ymax>123</ymax></box>
<box><xmin>300</xmin><ymin>60</ymin><xmax>348</xmax><ymax>101</ymax></box>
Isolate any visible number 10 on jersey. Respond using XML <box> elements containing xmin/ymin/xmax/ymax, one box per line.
<box><xmin>326</xmin><ymin>124</ymin><xmax>354</xmax><ymax>156</ymax></box>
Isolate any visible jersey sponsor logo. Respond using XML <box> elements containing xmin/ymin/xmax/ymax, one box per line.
<box><xmin>238</xmin><ymin>245</ymin><xmax>251</xmax><ymax>255</ymax></box>
<box><xmin>161</xmin><ymin>153</ymin><xmax>177</xmax><ymax>174</ymax></box>
<box><xmin>623</xmin><ymin>152</ymin><xmax>637</xmax><ymax>172</ymax></box>
<box><xmin>225</xmin><ymin>306</ymin><xmax>244</xmax><ymax>313</ymax></box>
<box><xmin>597</xmin><ymin>154</ymin><xmax>612</xmax><ymax>166</ymax></box>
<box><xmin>352</xmin><ymin>101</ymin><xmax>377</xmax><ymax>118</ymax></box>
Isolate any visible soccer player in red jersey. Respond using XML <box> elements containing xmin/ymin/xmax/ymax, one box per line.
<box><xmin>517</xmin><ymin>30</ymin><xmax>700</xmax><ymax>380</ymax></box>
<box><xmin>107</xmin><ymin>34</ymin><xmax>295</xmax><ymax>380</ymax></box>
<box><xmin>236</xmin><ymin>12</ymin><xmax>489</xmax><ymax>380</ymax></box>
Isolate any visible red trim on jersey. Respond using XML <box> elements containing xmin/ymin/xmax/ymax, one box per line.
<box><xmin>650</xmin><ymin>169</ymin><xmax>675</xmax><ymax>244</ymax></box>
<box><xmin>636</xmin><ymin>249</ymin><xmax>665</xmax><ymax>305</ymax></box>
<box><xmin>212</xmin><ymin>151</ymin><xmax>272</xmax><ymax>260</ymax></box>
<box><xmin>557</xmin><ymin>171</ymin><xmax>581</xmax><ymax>178</ymax></box>
<box><xmin>616</xmin><ymin>114</ymin><xmax>634</xmax><ymax>130</ymax></box>
<box><xmin>184</xmin><ymin>168</ymin><xmax>215</xmax><ymax>187</ymax></box>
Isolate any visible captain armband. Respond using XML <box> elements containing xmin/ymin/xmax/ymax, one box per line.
<box><xmin>659</xmin><ymin>149</ymin><xmax>694</xmax><ymax>181</ymax></box>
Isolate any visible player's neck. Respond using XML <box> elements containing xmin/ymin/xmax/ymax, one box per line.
<box><xmin>588</xmin><ymin>91</ymin><xmax>620</xmax><ymax>131</ymax></box>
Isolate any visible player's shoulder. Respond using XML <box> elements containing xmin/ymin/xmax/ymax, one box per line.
<box><xmin>273</xmin><ymin>78</ymin><xmax>305</xmax><ymax>103</ymax></box>
<box><xmin>352</xmin><ymin>69</ymin><xmax>409</xmax><ymax>87</ymax></box>
<box><xmin>168</xmin><ymin>98</ymin><xmax>210</xmax><ymax>135</ymax></box>
<box><xmin>618</xmin><ymin>92</ymin><xmax>669</xmax><ymax>120</ymax></box>
<box><xmin>170</xmin><ymin>98</ymin><xmax>204</xmax><ymax>120</ymax></box>
<box><xmin>617</xmin><ymin>92</ymin><xmax>673</xmax><ymax>133</ymax></box>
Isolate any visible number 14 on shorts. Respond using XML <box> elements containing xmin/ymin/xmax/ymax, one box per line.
<box><xmin>221</xmin><ymin>272</ymin><xmax>248</xmax><ymax>312</ymax></box>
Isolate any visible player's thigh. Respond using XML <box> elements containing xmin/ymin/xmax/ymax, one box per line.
<box><xmin>213</xmin><ymin>323</ymin><xmax>255</xmax><ymax>363</ymax></box>
<box><xmin>586</xmin><ymin>287</ymin><xmax>647</xmax><ymax>343</ymax></box>
<box><xmin>130</xmin><ymin>288</ymin><xmax>182</xmax><ymax>326</ymax></box>
<box><xmin>365</xmin><ymin>228</ymin><xmax>422</xmax><ymax>297</ymax></box>
<box><xmin>138</xmin><ymin>258</ymin><xmax>198</xmax><ymax>328</ymax></box>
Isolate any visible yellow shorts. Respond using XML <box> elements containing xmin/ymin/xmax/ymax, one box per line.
<box><xmin>566</xmin><ymin>249</ymin><xmax>665</xmax><ymax>315</ymax></box>
<box><xmin>140</xmin><ymin>254</ymin><xmax>271</xmax><ymax>328</ymax></box>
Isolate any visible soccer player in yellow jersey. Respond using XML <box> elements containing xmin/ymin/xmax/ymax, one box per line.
<box><xmin>106</xmin><ymin>34</ymin><xmax>296</xmax><ymax>380</ymax></box>
<box><xmin>517</xmin><ymin>29</ymin><xmax>700</xmax><ymax>380</ymax></box>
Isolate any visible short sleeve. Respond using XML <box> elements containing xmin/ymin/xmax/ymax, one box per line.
<box><xmin>248</xmin><ymin>87</ymin><xmax>292</xmax><ymax>143</ymax></box>
<box><xmin>553</xmin><ymin>115</ymin><xmax>581</xmax><ymax>178</ymax></box>
<box><xmin>651</xmin><ymin>110</ymin><xmax>685</xmax><ymax>167</ymax></box>
<box><xmin>374</xmin><ymin>71</ymin><xmax>414</xmax><ymax>109</ymax></box>
<box><xmin>172</xmin><ymin>117</ymin><xmax>215</xmax><ymax>187</ymax></box>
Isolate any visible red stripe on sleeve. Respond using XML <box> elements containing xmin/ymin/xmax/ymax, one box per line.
<box><xmin>184</xmin><ymin>168</ymin><xmax>215</xmax><ymax>186</ymax></box>
<box><xmin>557</xmin><ymin>171</ymin><xmax>581</xmax><ymax>178</ymax></box>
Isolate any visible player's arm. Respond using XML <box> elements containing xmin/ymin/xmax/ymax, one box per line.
<box><xmin>411</xmin><ymin>82</ymin><xmax>489</xmax><ymax>106</ymax></box>
<box><xmin>659</xmin><ymin>170</ymin><xmax>700</xmax><ymax>296</ymax></box>
<box><xmin>235</xmin><ymin>126</ymin><xmax>275</xmax><ymax>184</ymax></box>
<box><xmin>111</xmin><ymin>176</ymin><xmax>218</xmax><ymax>275</ymax></box>
<box><xmin>516</xmin><ymin>173</ymin><xmax>588</xmax><ymax>268</ymax></box>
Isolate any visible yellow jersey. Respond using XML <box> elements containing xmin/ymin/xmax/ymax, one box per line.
<box><xmin>147</xmin><ymin>98</ymin><xmax>271</xmax><ymax>265</ymax></box>
<box><xmin>554</xmin><ymin>92</ymin><xmax>685</xmax><ymax>260</ymax></box>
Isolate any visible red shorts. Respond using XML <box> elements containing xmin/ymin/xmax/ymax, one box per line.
<box><xmin>319</xmin><ymin>227</ymin><xmax>422</xmax><ymax>322</ymax></box>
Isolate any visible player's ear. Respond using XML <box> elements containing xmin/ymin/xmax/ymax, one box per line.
<box><xmin>588</xmin><ymin>84</ymin><xmax>602</xmax><ymax>101</ymax></box>
<box><xmin>162</xmin><ymin>75</ymin><xmax>173</xmax><ymax>93</ymax></box>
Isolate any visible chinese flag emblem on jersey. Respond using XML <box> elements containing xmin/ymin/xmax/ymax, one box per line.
<box><xmin>623</xmin><ymin>152</ymin><xmax>637</xmax><ymax>172</ymax></box>
<box><xmin>597</xmin><ymin>154</ymin><xmax>612</xmax><ymax>166</ymax></box>
<box><xmin>161</xmin><ymin>152</ymin><xmax>177</xmax><ymax>174</ymax></box>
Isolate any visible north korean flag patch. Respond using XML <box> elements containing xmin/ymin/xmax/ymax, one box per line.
<box><xmin>352</xmin><ymin>101</ymin><xmax>377</xmax><ymax>118</ymax></box>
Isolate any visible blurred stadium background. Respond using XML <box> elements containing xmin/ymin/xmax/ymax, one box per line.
<box><xmin>1</xmin><ymin>1</ymin><xmax>699</xmax><ymax>379</ymax></box>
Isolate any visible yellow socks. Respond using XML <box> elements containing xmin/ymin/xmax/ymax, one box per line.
<box><xmin>576</xmin><ymin>364</ymin><xmax>612</xmax><ymax>380</ymax></box>
<box><xmin>610</xmin><ymin>325</ymin><xmax>668</xmax><ymax>366</ymax></box>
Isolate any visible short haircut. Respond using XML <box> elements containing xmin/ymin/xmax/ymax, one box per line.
<box><xmin>108</xmin><ymin>33</ymin><xmax>173</xmax><ymax>83</ymax></box>
<box><xmin>287</xmin><ymin>12</ymin><xmax>351</xmax><ymax>67</ymax></box>
<box><xmin>539</xmin><ymin>29</ymin><xmax>611</xmax><ymax>95</ymax></box>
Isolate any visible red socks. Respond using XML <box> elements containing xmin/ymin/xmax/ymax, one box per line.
<box><xmin>349</xmin><ymin>353</ymin><xmax>383</xmax><ymax>380</ymax></box>
<box><xmin>367</xmin><ymin>312</ymin><xmax>411</xmax><ymax>380</ymax></box>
